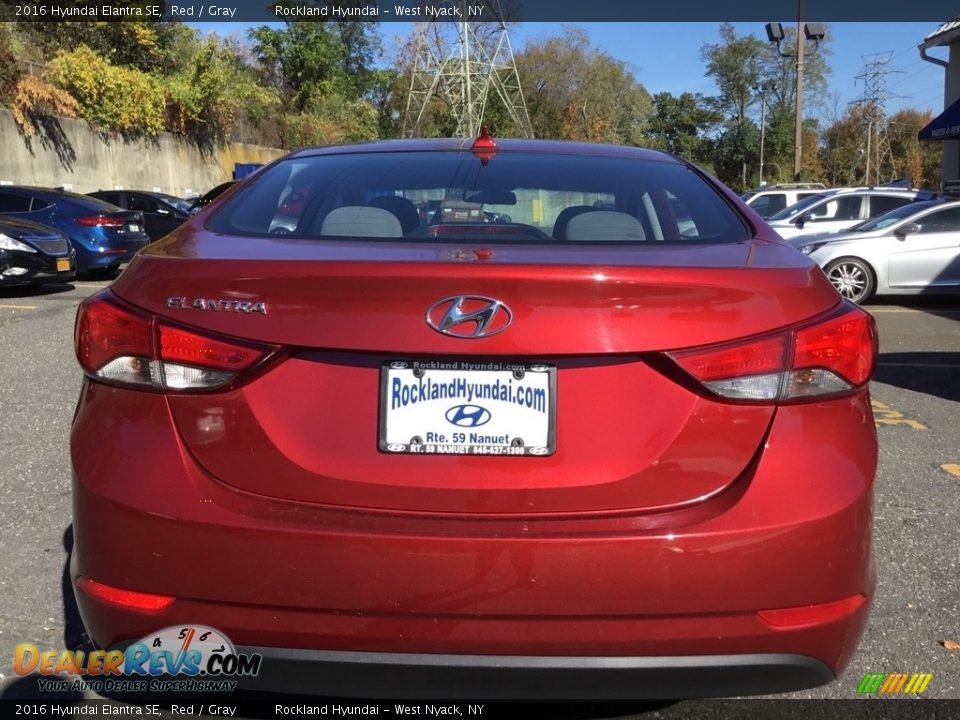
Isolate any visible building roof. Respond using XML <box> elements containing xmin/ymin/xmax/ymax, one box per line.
<box><xmin>920</xmin><ymin>18</ymin><xmax>960</xmax><ymax>49</ymax></box>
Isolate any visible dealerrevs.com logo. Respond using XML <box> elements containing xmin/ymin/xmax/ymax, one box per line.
<box><xmin>856</xmin><ymin>671</ymin><xmax>933</xmax><ymax>696</ymax></box>
<box><xmin>14</xmin><ymin>625</ymin><xmax>261</xmax><ymax>693</ymax></box>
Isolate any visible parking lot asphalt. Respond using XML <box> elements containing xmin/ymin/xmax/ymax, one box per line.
<box><xmin>0</xmin><ymin>279</ymin><xmax>957</xmax><ymax>715</ymax></box>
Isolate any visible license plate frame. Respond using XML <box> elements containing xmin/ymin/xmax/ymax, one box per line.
<box><xmin>379</xmin><ymin>360</ymin><xmax>556</xmax><ymax>456</ymax></box>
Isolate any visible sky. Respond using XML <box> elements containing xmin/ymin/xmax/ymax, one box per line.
<box><xmin>193</xmin><ymin>21</ymin><xmax>949</xmax><ymax>120</ymax></box>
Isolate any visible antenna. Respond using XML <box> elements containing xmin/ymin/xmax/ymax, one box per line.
<box><xmin>401</xmin><ymin>1</ymin><xmax>533</xmax><ymax>138</ymax></box>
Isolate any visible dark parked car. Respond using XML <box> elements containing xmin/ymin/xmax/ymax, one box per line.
<box><xmin>88</xmin><ymin>190</ymin><xmax>190</xmax><ymax>241</ymax></box>
<box><xmin>72</xmin><ymin>136</ymin><xmax>878</xmax><ymax>699</ymax></box>
<box><xmin>188</xmin><ymin>181</ymin><xmax>236</xmax><ymax>214</ymax></box>
<box><xmin>0</xmin><ymin>187</ymin><xmax>149</xmax><ymax>273</ymax></box>
<box><xmin>0</xmin><ymin>216</ymin><xmax>76</xmax><ymax>287</ymax></box>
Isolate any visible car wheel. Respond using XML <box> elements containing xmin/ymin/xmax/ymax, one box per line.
<box><xmin>824</xmin><ymin>257</ymin><xmax>875</xmax><ymax>304</ymax></box>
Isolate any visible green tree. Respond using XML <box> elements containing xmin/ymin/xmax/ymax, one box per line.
<box><xmin>700</xmin><ymin>23</ymin><xmax>766</xmax><ymax>188</ymax></box>
<box><xmin>247</xmin><ymin>21</ymin><xmax>381</xmax><ymax>113</ymax></box>
<box><xmin>515</xmin><ymin>28</ymin><xmax>651</xmax><ymax>144</ymax></box>
<box><xmin>644</xmin><ymin>92</ymin><xmax>721</xmax><ymax>162</ymax></box>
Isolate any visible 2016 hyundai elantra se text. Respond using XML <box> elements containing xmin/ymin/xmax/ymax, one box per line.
<box><xmin>71</xmin><ymin>136</ymin><xmax>878</xmax><ymax>699</ymax></box>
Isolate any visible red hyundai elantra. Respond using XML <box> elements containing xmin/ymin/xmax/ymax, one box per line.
<box><xmin>71</xmin><ymin>136</ymin><xmax>877</xmax><ymax>699</ymax></box>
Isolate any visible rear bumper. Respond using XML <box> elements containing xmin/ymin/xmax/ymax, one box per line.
<box><xmin>233</xmin><ymin>648</ymin><xmax>833</xmax><ymax>699</ymax></box>
<box><xmin>73</xmin><ymin>238</ymin><xmax>149</xmax><ymax>270</ymax></box>
<box><xmin>70</xmin><ymin>382</ymin><xmax>876</xmax><ymax>698</ymax></box>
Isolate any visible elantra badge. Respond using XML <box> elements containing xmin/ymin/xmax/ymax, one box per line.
<box><xmin>166</xmin><ymin>296</ymin><xmax>267</xmax><ymax>315</ymax></box>
<box><xmin>426</xmin><ymin>295</ymin><xmax>512</xmax><ymax>338</ymax></box>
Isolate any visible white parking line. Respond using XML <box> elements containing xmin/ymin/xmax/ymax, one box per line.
<box><xmin>0</xmin><ymin>304</ymin><xmax>38</xmax><ymax>310</ymax></box>
<box><xmin>869</xmin><ymin>307</ymin><xmax>960</xmax><ymax>314</ymax></box>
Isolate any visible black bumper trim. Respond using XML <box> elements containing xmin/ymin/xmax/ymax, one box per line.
<box><xmin>234</xmin><ymin>648</ymin><xmax>835</xmax><ymax>699</ymax></box>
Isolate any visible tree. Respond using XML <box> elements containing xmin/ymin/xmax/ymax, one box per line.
<box><xmin>643</xmin><ymin>92</ymin><xmax>721</xmax><ymax>162</ymax></box>
<box><xmin>247</xmin><ymin>21</ymin><xmax>381</xmax><ymax>114</ymax></box>
<box><xmin>887</xmin><ymin>109</ymin><xmax>941</xmax><ymax>189</ymax></box>
<box><xmin>700</xmin><ymin>24</ymin><xmax>767</xmax><ymax>189</ymax></box>
<box><xmin>515</xmin><ymin>28</ymin><xmax>651</xmax><ymax>144</ymax></box>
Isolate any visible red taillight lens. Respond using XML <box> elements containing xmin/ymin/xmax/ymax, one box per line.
<box><xmin>668</xmin><ymin>302</ymin><xmax>877</xmax><ymax>403</ymax></box>
<box><xmin>159</xmin><ymin>325</ymin><xmax>265</xmax><ymax>371</ymax></box>
<box><xmin>672</xmin><ymin>334</ymin><xmax>786</xmax><ymax>383</ymax></box>
<box><xmin>75</xmin><ymin>290</ymin><xmax>274</xmax><ymax>391</ymax></box>
<box><xmin>75</xmin><ymin>215</ymin><xmax>126</xmax><ymax>227</ymax></box>
<box><xmin>75</xmin><ymin>293</ymin><xmax>152</xmax><ymax>373</ymax></box>
<box><xmin>793</xmin><ymin>305</ymin><xmax>876</xmax><ymax>387</ymax></box>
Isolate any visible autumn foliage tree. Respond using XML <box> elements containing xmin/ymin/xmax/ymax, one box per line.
<box><xmin>515</xmin><ymin>28</ymin><xmax>652</xmax><ymax>145</ymax></box>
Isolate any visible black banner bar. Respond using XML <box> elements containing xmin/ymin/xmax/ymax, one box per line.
<box><xmin>1</xmin><ymin>0</ymin><xmax>959</xmax><ymax>23</ymax></box>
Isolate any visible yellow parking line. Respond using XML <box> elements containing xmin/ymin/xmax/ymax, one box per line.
<box><xmin>941</xmin><ymin>464</ymin><xmax>960</xmax><ymax>478</ymax></box>
<box><xmin>871</xmin><ymin>399</ymin><xmax>928</xmax><ymax>430</ymax></box>
<box><xmin>0</xmin><ymin>304</ymin><xmax>38</xmax><ymax>310</ymax></box>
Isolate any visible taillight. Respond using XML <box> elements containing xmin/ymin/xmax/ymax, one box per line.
<box><xmin>75</xmin><ymin>290</ymin><xmax>275</xmax><ymax>391</ymax></box>
<box><xmin>75</xmin><ymin>215</ymin><xmax>126</xmax><ymax>227</ymax></box>
<box><xmin>668</xmin><ymin>302</ymin><xmax>877</xmax><ymax>402</ymax></box>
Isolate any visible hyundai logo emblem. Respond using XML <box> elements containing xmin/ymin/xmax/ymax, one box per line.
<box><xmin>445</xmin><ymin>404</ymin><xmax>492</xmax><ymax>428</ymax></box>
<box><xmin>426</xmin><ymin>295</ymin><xmax>512</xmax><ymax>338</ymax></box>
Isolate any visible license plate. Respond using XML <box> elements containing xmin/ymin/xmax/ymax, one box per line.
<box><xmin>128</xmin><ymin>224</ymin><xmax>141</xmax><ymax>233</ymax></box>
<box><xmin>56</xmin><ymin>258</ymin><xmax>71</xmax><ymax>272</ymax></box>
<box><xmin>380</xmin><ymin>360</ymin><xmax>556</xmax><ymax>456</ymax></box>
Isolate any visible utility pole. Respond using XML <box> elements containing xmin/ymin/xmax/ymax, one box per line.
<box><xmin>794</xmin><ymin>0</ymin><xmax>805</xmax><ymax>179</ymax></box>
<box><xmin>754</xmin><ymin>82</ymin><xmax>774</xmax><ymax>186</ymax></box>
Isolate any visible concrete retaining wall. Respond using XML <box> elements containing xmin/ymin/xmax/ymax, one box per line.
<box><xmin>0</xmin><ymin>109</ymin><xmax>285</xmax><ymax>197</ymax></box>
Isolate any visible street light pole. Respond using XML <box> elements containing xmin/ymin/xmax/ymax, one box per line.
<box><xmin>765</xmin><ymin>7</ymin><xmax>824</xmax><ymax>182</ymax></box>
<box><xmin>755</xmin><ymin>83</ymin><xmax>772</xmax><ymax>186</ymax></box>
<box><xmin>794</xmin><ymin>0</ymin><xmax>805</xmax><ymax>179</ymax></box>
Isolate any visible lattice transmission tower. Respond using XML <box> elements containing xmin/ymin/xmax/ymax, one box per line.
<box><xmin>401</xmin><ymin>1</ymin><xmax>533</xmax><ymax>138</ymax></box>
<box><xmin>850</xmin><ymin>53</ymin><xmax>903</xmax><ymax>185</ymax></box>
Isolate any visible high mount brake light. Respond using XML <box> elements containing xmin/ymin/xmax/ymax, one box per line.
<box><xmin>75</xmin><ymin>290</ymin><xmax>274</xmax><ymax>391</ymax></box>
<box><xmin>74</xmin><ymin>216</ymin><xmax>126</xmax><ymax>228</ymax></box>
<box><xmin>471</xmin><ymin>126</ymin><xmax>497</xmax><ymax>165</ymax></box>
<box><xmin>669</xmin><ymin>302</ymin><xmax>877</xmax><ymax>402</ymax></box>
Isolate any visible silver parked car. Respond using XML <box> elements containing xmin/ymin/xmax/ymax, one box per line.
<box><xmin>789</xmin><ymin>199</ymin><xmax>960</xmax><ymax>303</ymax></box>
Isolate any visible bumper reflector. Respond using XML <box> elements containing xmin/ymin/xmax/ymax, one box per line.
<box><xmin>758</xmin><ymin>594</ymin><xmax>866</xmax><ymax>628</ymax></box>
<box><xmin>76</xmin><ymin>577</ymin><xmax>175</xmax><ymax>613</ymax></box>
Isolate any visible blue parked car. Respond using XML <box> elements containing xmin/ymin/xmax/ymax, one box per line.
<box><xmin>0</xmin><ymin>186</ymin><xmax>150</xmax><ymax>273</ymax></box>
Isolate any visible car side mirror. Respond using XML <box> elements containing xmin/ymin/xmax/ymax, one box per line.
<box><xmin>894</xmin><ymin>222</ymin><xmax>921</xmax><ymax>238</ymax></box>
<box><xmin>795</xmin><ymin>214</ymin><xmax>808</xmax><ymax>228</ymax></box>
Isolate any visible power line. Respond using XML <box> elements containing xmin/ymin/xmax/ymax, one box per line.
<box><xmin>849</xmin><ymin>52</ymin><xmax>904</xmax><ymax>185</ymax></box>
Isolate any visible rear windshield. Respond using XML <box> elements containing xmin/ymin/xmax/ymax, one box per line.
<box><xmin>207</xmin><ymin>151</ymin><xmax>751</xmax><ymax>245</ymax></box>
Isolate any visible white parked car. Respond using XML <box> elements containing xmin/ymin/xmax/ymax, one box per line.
<box><xmin>740</xmin><ymin>183</ymin><xmax>825</xmax><ymax>219</ymax></box>
<box><xmin>767</xmin><ymin>188</ymin><xmax>926</xmax><ymax>239</ymax></box>
<box><xmin>789</xmin><ymin>199</ymin><xmax>960</xmax><ymax>303</ymax></box>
